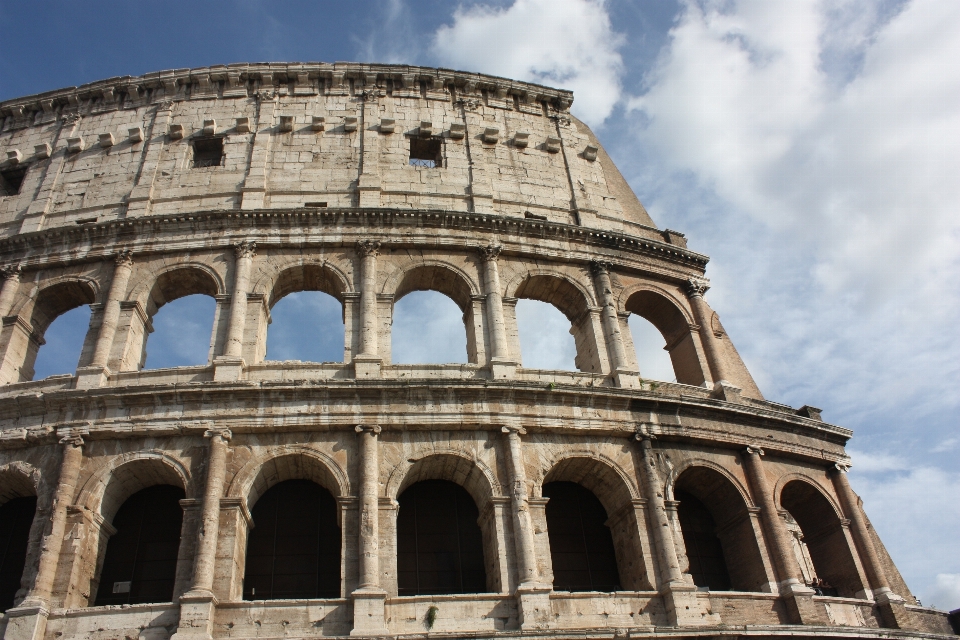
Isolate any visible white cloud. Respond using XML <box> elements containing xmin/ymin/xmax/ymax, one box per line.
<box><xmin>850</xmin><ymin>464</ymin><xmax>960</xmax><ymax>609</ymax></box>
<box><xmin>431</xmin><ymin>0</ymin><xmax>625</xmax><ymax>125</ymax></box>
<box><xmin>847</xmin><ymin>449</ymin><xmax>910</xmax><ymax>473</ymax></box>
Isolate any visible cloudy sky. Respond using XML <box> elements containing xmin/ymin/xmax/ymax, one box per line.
<box><xmin>2</xmin><ymin>0</ymin><xmax>957</xmax><ymax>609</ymax></box>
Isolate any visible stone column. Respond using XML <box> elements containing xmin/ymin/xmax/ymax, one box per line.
<box><xmin>0</xmin><ymin>265</ymin><xmax>22</xmax><ymax>318</ymax></box>
<box><xmin>479</xmin><ymin>246</ymin><xmax>515</xmax><ymax>379</ymax></box>
<box><xmin>741</xmin><ymin>446</ymin><xmax>822</xmax><ymax>625</ymax></box>
<box><xmin>831</xmin><ymin>464</ymin><xmax>910</xmax><ymax>628</ymax></box>
<box><xmin>5</xmin><ymin>435</ymin><xmax>84</xmax><ymax>640</ymax></box>
<box><xmin>634</xmin><ymin>433</ymin><xmax>702</xmax><ymax>627</ymax></box>
<box><xmin>352</xmin><ymin>425</ymin><xmax>388</xmax><ymax>636</ymax></box>
<box><xmin>354</xmin><ymin>240</ymin><xmax>381</xmax><ymax>378</ymax></box>
<box><xmin>76</xmin><ymin>251</ymin><xmax>134</xmax><ymax>388</ymax></box>
<box><xmin>685</xmin><ymin>277</ymin><xmax>736</xmax><ymax>397</ymax></box>
<box><xmin>214</xmin><ymin>241</ymin><xmax>255</xmax><ymax>381</ymax></box>
<box><xmin>171</xmin><ymin>429</ymin><xmax>230</xmax><ymax>640</ymax></box>
<box><xmin>591</xmin><ymin>261</ymin><xmax>638</xmax><ymax>388</ymax></box>
<box><xmin>501</xmin><ymin>426</ymin><xmax>539</xmax><ymax>587</ymax></box>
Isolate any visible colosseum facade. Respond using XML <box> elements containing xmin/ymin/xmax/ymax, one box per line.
<box><xmin>0</xmin><ymin>63</ymin><xmax>953</xmax><ymax>640</ymax></box>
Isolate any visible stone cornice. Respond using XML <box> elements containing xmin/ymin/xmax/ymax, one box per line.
<box><xmin>0</xmin><ymin>62</ymin><xmax>575</xmax><ymax>125</ymax></box>
<box><xmin>0</xmin><ymin>207</ymin><xmax>709</xmax><ymax>275</ymax></box>
<box><xmin>0</xmin><ymin>377</ymin><xmax>851</xmax><ymax>462</ymax></box>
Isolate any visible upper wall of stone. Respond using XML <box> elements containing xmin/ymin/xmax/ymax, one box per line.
<box><xmin>0</xmin><ymin>63</ymin><xmax>663</xmax><ymax>240</ymax></box>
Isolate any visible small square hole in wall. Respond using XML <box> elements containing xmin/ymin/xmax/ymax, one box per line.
<box><xmin>0</xmin><ymin>167</ymin><xmax>27</xmax><ymax>196</ymax></box>
<box><xmin>192</xmin><ymin>137</ymin><xmax>224</xmax><ymax>168</ymax></box>
<box><xmin>409</xmin><ymin>138</ymin><xmax>442</xmax><ymax>168</ymax></box>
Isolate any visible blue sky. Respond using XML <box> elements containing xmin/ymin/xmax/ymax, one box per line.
<box><xmin>4</xmin><ymin>0</ymin><xmax>958</xmax><ymax>609</ymax></box>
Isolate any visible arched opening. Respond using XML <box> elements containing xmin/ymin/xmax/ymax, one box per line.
<box><xmin>624</xmin><ymin>290</ymin><xmax>704</xmax><ymax>387</ymax></box>
<box><xmin>781</xmin><ymin>480</ymin><xmax>864</xmax><ymax>597</ymax></box>
<box><xmin>397</xmin><ymin>480</ymin><xmax>487</xmax><ymax>595</ymax></box>
<box><xmin>627</xmin><ymin>314</ymin><xmax>675</xmax><ymax>382</ymax></box>
<box><xmin>266</xmin><ymin>264</ymin><xmax>346</xmax><ymax>363</ymax></box>
<box><xmin>541</xmin><ymin>457</ymin><xmax>650</xmax><ymax>591</ymax></box>
<box><xmin>0</xmin><ymin>496</ymin><xmax>37</xmax><ymax>611</ymax></box>
<box><xmin>391</xmin><ymin>265</ymin><xmax>475</xmax><ymax>364</ymax></box>
<box><xmin>23</xmin><ymin>280</ymin><xmax>96</xmax><ymax>381</ymax></box>
<box><xmin>516</xmin><ymin>299</ymin><xmax>576</xmax><ymax>370</ymax></box>
<box><xmin>543</xmin><ymin>481</ymin><xmax>620</xmax><ymax>591</ymax></box>
<box><xmin>243</xmin><ymin>479</ymin><xmax>340</xmax><ymax>600</ymax></box>
<box><xmin>94</xmin><ymin>485</ymin><xmax>185</xmax><ymax>606</ymax></box>
<box><xmin>673</xmin><ymin>466</ymin><xmax>768</xmax><ymax>592</ymax></box>
<box><xmin>141</xmin><ymin>268</ymin><xmax>219</xmax><ymax>370</ymax></box>
<box><xmin>513</xmin><ymin>274</ymin><xmax>601</xmax><ymax>373</ymax></box>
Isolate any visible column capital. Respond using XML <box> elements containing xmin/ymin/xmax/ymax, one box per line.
<box><xmin>833</xmin><ymin>461</ymin><xmax>851</xmax><ymax>473</ymax></box>
<box><xmin>204</xmin><ymin>428</ymin><xmax>232</xmax><ymax>442</ymax></box>
<box><xmin>356</xmin><ymin>239</ymin><xmax>381</xmax><ymax>257</ymax></box>
<box><xmin>590</xmin><ymin>260</ymin><xmax>611</xmax><ymax>276</ymax></box>
<box><xmin>234</xmin><ymin>240</ymin><xmax>257</xmax><ymax>259</ymax></box>
<box><xmin>501</xmin><ymin>425</ymin><xmax>526</xmax><ymax>436</ymax></box>
<box><xmin>115</xmin><ymin>248</ymin><xmax>134</xmax><ymax>267</ymax></box>
<box><xmin>634</xmin><ymin>423</ymin><xmax>657</xmax><ymax>441</ymax></box>
<box><xmin>478</xmin><ymin>244</ymin><xmax>502</xmax><ymax>262</ymax></box>
<box><xmin>744</xmin><ymin>445</ymin><xmax>765</xmax><ymax>456</ymax></box>
<box><xmin>686</xmin><ymin>276</ymin><xmax>711</xmax><ymax>298</ymax></box>
<box><xmin>1</xmin><ymin>264</ymin><xmax>22</xmax><ymax>280</ymax></box>
<box><xmin>355</xmin><ymin>424</ymin><xmax>382</xmax><ymax>435</ymax></box>
<box><xmin>58</xmin><ymin>434</ymin><xmax>84</xmax><ymax>447</ymax></box>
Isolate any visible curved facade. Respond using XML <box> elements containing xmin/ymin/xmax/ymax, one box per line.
<box><xmin>0</xmin><ymin>63</ymin><xmax>952</xmax><ymax>640</ymax></box>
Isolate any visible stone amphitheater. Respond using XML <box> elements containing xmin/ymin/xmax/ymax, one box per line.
<box><xmin>0</xmin><ymin>62</ymin><xmax>953</xmax><ymax>640</ymax></box>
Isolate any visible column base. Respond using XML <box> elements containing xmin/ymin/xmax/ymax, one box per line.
<box><xmin>660</xmin><ymin>582</ymin><xmax>710</xmax><ymax>627</ymax></box>
<box><xmin>350</xmin><ymin>587</ymin><xmax>389</xmax><ymax>636</ymax></box>
<box><xmin>213</xmin><ymin>357</ymin><xmax>245</xmax><ymax>382</ymax></box>
<box><xmin>353</xmin><ymin>355</ymin><xmax>381</xmax><ymax>379</ymax></box>
<box><xmin>712</xmin><ymin>381</ymin><xmax>742</xmax><ymax>403</ymax></box>
<box><xmin>613</xmin><ymin>368</ymin><xmax>640</xmax><ymax>389</ymax></box>
<box><xmin>490</xmin><ymin>358</ymin><xmax>517</xmax><ymax>380</ymax></box>
<box><xmin>875</xmin><ymin>588</ymin><xmax>913</xmax><ymax>629</ymax></box>
<box><xmin>779</xmin><ymin>579</ymin><xmax>828</xmax><ymax>625</ymax></box>
<box><xmin>2</xmin><ymin>604</ymin><xmax>48</xmax><ymax>640</ymax></box>
<box><xmin>74</xmin><ymin>365</ymin><xmax>110</xmax><ymax>389</ymax></box>
<box><xmin>170</xmin><ymin>591</ymin><xmax>218</xmax><ymax>640</ymax></box>
<box><xmin>516</xmin><ymin>584</ymin><xmax>552</xmax><ymax>631</ymax></box>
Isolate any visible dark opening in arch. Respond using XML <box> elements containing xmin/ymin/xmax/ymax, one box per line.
<box><xmin>543</xmin><ymin>481</ymin><xmax>621</xmax><ymax>592</ymax></box>
<box><xmin>243</xmin><ymin>479</ymin><xmax>340</xmax><ymax>600</ymax></box>
<box><xmin>397</xmin><ymin>479</ymin><xmax>487</xmax><ymax>595</ymax></box>
<box><xmin>675</xmin><ymin>489</ymin><xmax>732</xmax><ymax>591</ymax></box>
<box><xmin>95</xmin><ymin>485</ymin><xmax>184</xmax><ymax>606</ymax></box>
<box><xmin>0</xmin><ymin>496</ymin><xmax>37</xmax><ymax>611</ymax></box>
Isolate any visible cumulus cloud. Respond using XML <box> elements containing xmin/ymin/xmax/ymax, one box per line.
<box><xmin>431</xmin><ymin>0</ymin><xmax>625</xmax><ymax>125</ymax></box>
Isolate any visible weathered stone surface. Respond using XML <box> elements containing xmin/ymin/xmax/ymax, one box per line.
<box><xmin>0</xmin><ymin>63</ymin><xmax>950</xmax><ymax>640</ymax></box>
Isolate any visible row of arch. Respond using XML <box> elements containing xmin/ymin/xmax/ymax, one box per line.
<box><xmin>0</xmin><ymin>444</ymin><xmax>864</xmax><ymax>610</ymax></box>
<box><xmin>0</xmin><ymin>250</ymin><xmax>715</xmax><ymax>388</ymax></box>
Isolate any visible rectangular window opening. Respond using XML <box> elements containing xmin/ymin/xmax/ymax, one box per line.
<box><xmin>409</xmin><ymin>138</ymin><xmax>442</xmax><ymax>169</ymax></box>
<box><xmin>0</xmin><ymin>167</ymin><xmax>27</xmax><ymax>196</ymax></box>
<box><xmin>304</xmin><ymin>202</ymin><xmax>328</xmax><ymax>208</ymax></box>
<box><xmin>192</xmin><ymin>137</ymin><xmax>224</xmax><ymax>168</ymax></box>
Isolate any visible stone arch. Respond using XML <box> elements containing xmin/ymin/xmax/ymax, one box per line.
<box><xmin>779</xmin><ymin>477</ymin><xmax>866</xmax><ymax>597</ymax></box>
<box><xmin>0</xmin><ymin>461</ymin><xmax>41</xmax><ymax>505</ymax></box>
<box><xmin>621</xmin><ymin>285</ymin><xmax>706</xmax><ymax>387</ymax></box>
<box><xmin>8</xmin><ymin>277</ymin><xmax>98</xmax><ymax>382</ymax></box>
<box><xmin>383</xmin><ymin>261</ymin><xmax>480</xmax><ymax>312</ymax></box>
<box><xmin>121</xmin><ymin>263</ymin><xmax>223</xmax><ymax>371</ymax></box>
<box><xmin>227</xmin><ymin>445</ymin><xmax>349</xmax><ymax>510</ymax></box>
<box><xmin>773</xmin><ymin>473</ymin><xmax>843</xmax><ymax>518</ymax></box>
<box><xmin>665</xmin><ymin>458</ymin><xmax>754</xmax><ymax>507</ymax></box>
<box><xmin>258</xmin><ymin>260</ymin><xmax>351</xmax><ymax>307</ymax></box>
<box><xmin>384</xmin><ymin>261</ymin><xmax>481</xmax><ymax>365</ymax></box>
<box><xmin>538</xmin><ymin>453</ymin><xmax>650</xmax><ymax>591</ymax></box>
<box><xmin>671</xmin><ymin>463</ymin><xmax>769</xmax><ymax>592</ymax></box>
<box><xmin>389</xmin><ymin>452</ymin><xmax>502</xmax><ymax>594</ymax></box>
<box><xmin>386</xmin><ymin>451</ymin><xmax>499</xmax><ymax>509</ymax></box>
<box><xmin>76</xmin><ymin>451</ymin><xmax>191</xmax><ymax>524</ymax></box>
<box><xmin>504</xmin><ymin>269</ymin><xmax>605</xmax><ymax>373</ymax></box>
